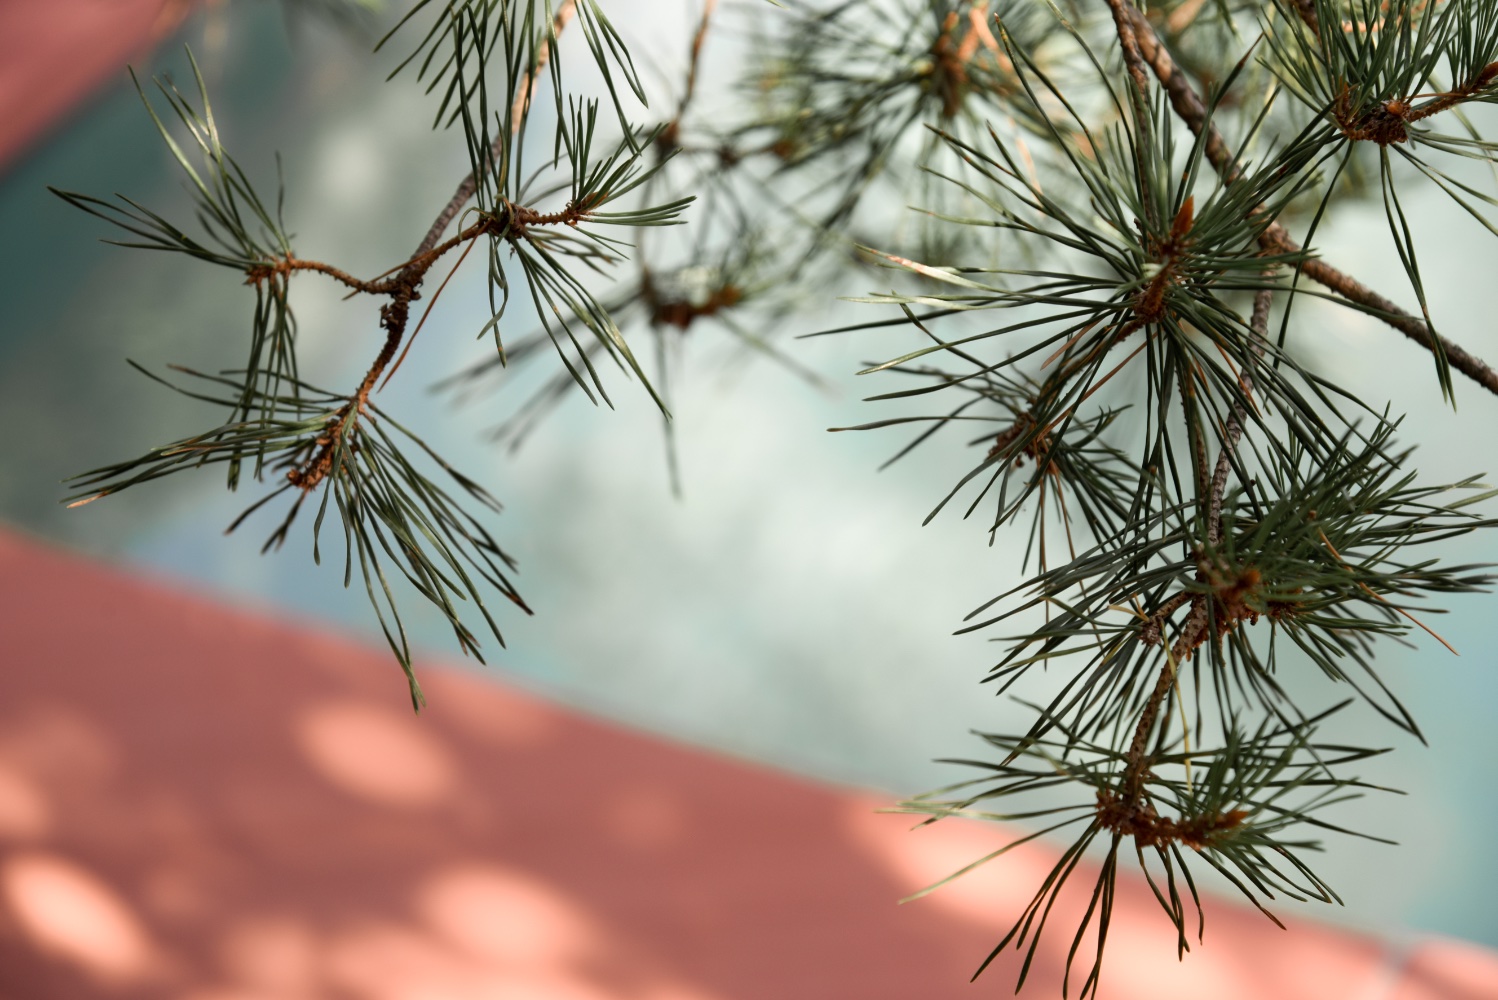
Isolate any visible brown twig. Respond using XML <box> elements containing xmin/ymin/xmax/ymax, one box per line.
<box><xmin>279</xmin><ymin>218</ymin><xmax>491</xmax><ymax>490</ymax></box>
<box><xmin>1135</xmin><ymin>197</ymin><xmax>1195</xmax><ymax>323</ymax></box>
<box><xmin>413</xmin><ymin>0</ymin><xmax>578</xmax><ymax>261</ymax></box>
<box><xmin>640</xmin><ymin>265</ymin><xmax>742</xmax><ymax>330</ymax></box>
<box><xmin>1139</xmin><ymin>591</ymin><xmax>1192</xmax><ymax>646</ymax></box>
<box><xmin>1178</xmin><ymin>359</ymin><xmax>1212</xmax><ymax>509</ymax></box>
<box><xmin>278</xmin><ymin>4</ymin><xmax>585</xmax><ymax>493</ymax></box>
<box><xmin>1116</xmin><ymin>277</ymin><xmax>1279</xmax><ymax>818</ymax></box>
<box><xmin>279</xmin><ymin>187</ymin><xmax>598</xmax><ymax>491</ymax></box>
<box><xmin>1207</xmin><ymin>285</ymin><xmax>1272</xmax><ymax>546</ymax></box>
<box><xmin>1103</xmin><ymin>0</ymin><xmax>1155</xmax><ymax>110</ymax></box>
<box><xmin>1121</xmin><ymin>286</ymin><xmax>1275</xmax><ymax>811</ymax></box>
<box><xmin>245</xmin><ymin>256</ymin><xmax>398</xmax><ymax>295</ymax></box>
<box><xmin>1125</xmin><ymin>5</ymin><xmax>1498</xmax><ymax>397</ymax></box>
<box><xmin>509</xmin><ymin>0</ymin><xmax>579</xmax><ymax>133</ymax></box>
<box><xmin>1122</xmin><ymin>606</ymin><xmax>1209</xmax><ymax>802</ymax></box>
<box><xmin>666</xmin><ymin>0</ymin><xmax>718</xmax><ymax>143</ymax></box>
<box><xmin>1406</xmin><ymin>62</ymin><xmax>1498</xmax><ymax>122</ymax></box>
<box><xmin>1291</xmin><ymin>0</ymin><xmax>1320</xmax><ymax>36</ymax></box>
<box><xmin>687</xmin><ymin>0</ymin><xmax>718</xmax><ymax>97</ymax></box>
<box><xmin>1096</xmin><ymin>788</ymin><xmax>1247</xmax><ymax>848</ymax></box>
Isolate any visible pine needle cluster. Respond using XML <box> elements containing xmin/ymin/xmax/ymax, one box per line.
<box><xmin>52</xmin><ymin>0</ymin><xmax>1498</xmax><ymax>993</ymax></box>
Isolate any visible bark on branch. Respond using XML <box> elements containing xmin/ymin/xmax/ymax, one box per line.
<box><xmin>414</xmin><ymin>0</ymin><xmax>579</xmax><ymax>260</ymax></box>
<box><xmin>1126</xmin><ymin>5</ymin><xmax>1498</xmax><ymax>397</ymax></box>
<box><xmin>281</xmin><ymin>3</ymin><xmax>585</xmax><ymax>492</ymax></box>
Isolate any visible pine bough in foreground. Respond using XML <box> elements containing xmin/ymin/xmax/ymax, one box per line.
<box><xmin>50</xmin><ymin>0</ymin><xmax>1498</xmax><ymax>994</ymax></box>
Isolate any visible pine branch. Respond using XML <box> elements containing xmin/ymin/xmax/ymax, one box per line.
<box><xmin>52</xmin><ymin>4</ymin><xmax>1498</xmax><ymax>992</ymax></box>
<box><xmin>1125</xmin><ymin>3</ymin><xmax>1498</xmax><ymax>397</ymax></box>
<box><xmin>413</xmin><ymin>0</ymin><xmax>578</xmax><ymax>259</ymax></box>
<box><xmin>58</xmin><ymin>2</ymin><xmax>690</xmax><ymax>699</ymax></box>
<box><xmin>660</xmin><ymin>0</ymin><xmax>716</xmax><ymax>149</ymax></box>
<box><xmin>1208</xmin><ymin>285</ymin><xmax>1272</xmax><ymax>548</ymax></box>
<box><xmin>1125</xmin><ymin>284</ymin><xmax>1272</xmax><ymax>810</ymax></box>
<box><xmin>1104</xmin><ymin>0</ymin><xmax>1154</xmax><ymax>108</ymax></box>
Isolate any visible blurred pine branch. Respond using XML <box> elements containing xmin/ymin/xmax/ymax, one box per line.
<box><xmin>51</xmin><ymin>0</ymin><xmax>1498</xmax><ymax>993</ymax></box>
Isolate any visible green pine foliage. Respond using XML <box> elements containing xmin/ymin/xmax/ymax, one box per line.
<box><xmin>53</xmin><ymin>0</ymin><xmax>1498</xmax><ymax>994</ymax></box>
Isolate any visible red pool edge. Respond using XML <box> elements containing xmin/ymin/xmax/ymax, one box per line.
<box><xmin>0</xmin><ymin>528</ymin><xmax>1494</xmax><ymax>998</ymax></box>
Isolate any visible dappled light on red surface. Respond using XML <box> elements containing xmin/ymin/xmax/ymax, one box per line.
<box><xmin>847</xmin><ymin>797</ymin><xmax>1397</xmax><ymax>997</ymax></box>
<box><xmin>2</xmin><ymin>852</ymin><xmax>157</xmax><ymax>984</ymax></box>
<box><xmin>0</xmin><ymin>763</ymin><xmax>51</xmax><ymax>840</ymax></box>
<box><xmin>1398</xmin><ymin>942</ymin><xmax>1498</xmax><ymax>1000</ymax></box>
<box><xmin>416</xmin><ymin>864</ymin><xmax>593</xmax><ymax>966</ymax></box>
<box><xmin>214</xmin><ymin>915</ymin><xmax>319</xmax><ymax>996</ymax></box>
<box><xmin>0</xmin><ymin>529</ymin><xmax>1496</xmax><ymax>999</ymax></box>
<box><xmin>297</xmin><ymin>702</ymin><xmax>459</xmax><ymax>808</ymax></box>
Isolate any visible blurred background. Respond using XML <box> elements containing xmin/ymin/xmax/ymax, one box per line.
<box><xmin>2</xmin><ymin>0</ymin><xmax>1498</xmax><ymax>974</ymax></box>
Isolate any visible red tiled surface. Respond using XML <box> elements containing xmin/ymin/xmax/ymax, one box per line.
<box><xmin>0</xmin><ymin>0</ymin><xmax>192</xmax><ymax>171</ymax></box>
<box><xmin>1396</xmin><ymin>942</ymin><xmax>1498</xmax><ymax>1000</ymax></box>
<box><xmin>0</xmin><ymin>528</ymin><xmax>1495</xmax><ymax>999</ymax></box>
